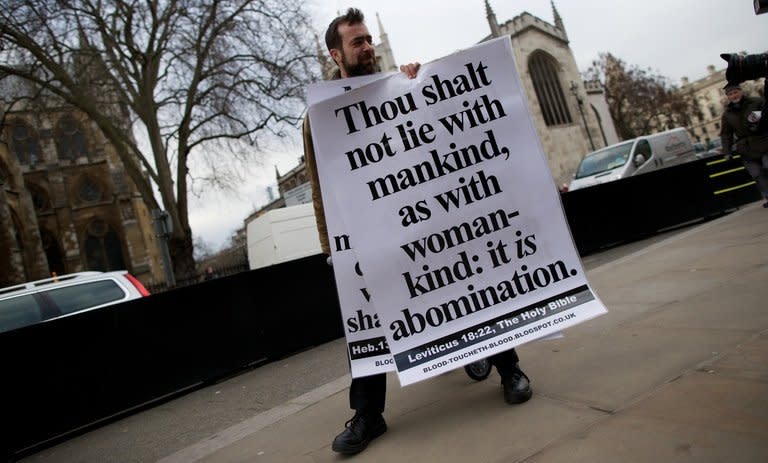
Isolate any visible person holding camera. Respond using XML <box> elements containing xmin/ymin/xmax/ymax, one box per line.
<box><xmin>720</xmin><ymin>82</ymin><xmax>768</xmax><ymax>208</ymax></box>
<box><xmin>720</xmin><ymin>53</ymin><xmax>768</xmax><ymax>208</ymax></box>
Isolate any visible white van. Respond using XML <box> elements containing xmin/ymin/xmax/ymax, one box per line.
<box><xmin>245</xmin><ymin>202</ymin><xmax>322</xmax><ymax>270</ymax></box>
<box><xmin>568</xmin><ymin>128</ymin><xmax>696</xmax><ymax>191</ymax></box>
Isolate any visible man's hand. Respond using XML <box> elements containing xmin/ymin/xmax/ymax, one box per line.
<box><xmin>399</xmin><ymin>62</ymin><xmax>421</xmax><ymax>79</ymax></box>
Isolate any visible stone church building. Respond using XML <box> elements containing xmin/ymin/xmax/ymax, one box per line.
<box><xmin>0</xmin><ymin>82</ymin><xmax>165</xmax><ymax>287</ymax></box>
<box><xmin>261</xmin><ymin>0</ymin><xmax>618</xmax><ymax>217</ymax></box>
<box><xmin>482</xmin><ymin>0</ymin><xmax>618</xmax><ymax>187</ymax></box>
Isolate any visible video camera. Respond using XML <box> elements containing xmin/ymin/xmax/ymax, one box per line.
<box><xmin>720</xmin><ymin>53</ymin><xmax>768</xmax><ymax>83</ymax></box>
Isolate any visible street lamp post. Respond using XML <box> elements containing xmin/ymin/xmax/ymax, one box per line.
<box><xmin>570</xmin><ymin>81</ymin><xmax>596</xmax><ymax>151</ymax></box>
<box><xmin>152</xmin><ymin>209</ymin><xmax>176</xmax><ymax>287</ymax></box>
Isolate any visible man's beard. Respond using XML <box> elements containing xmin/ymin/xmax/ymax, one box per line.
<box><xmin>342</xmin><ymin>51</ymin><xmax>377</xmax><ymax>77</ymax></box>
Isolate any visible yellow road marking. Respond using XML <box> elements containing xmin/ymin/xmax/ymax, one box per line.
<box><xmin>714</xmin><ymin>182</ymin><xmax>756</xmax><ymax>195</ymax></box>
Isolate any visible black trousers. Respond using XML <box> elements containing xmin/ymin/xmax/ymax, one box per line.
<box><xmin>350</xmin><ymin>348</ymin><xmax>520</xmax><ymax>414</ymax></box>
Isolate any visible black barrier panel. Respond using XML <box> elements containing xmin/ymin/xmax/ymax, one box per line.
<box><xmin>1</xmin><ymin>156</ymin><xmax>762</xmax><ymax>460</ymax></box>
<box><xmin>0</xmin><ymin>254</ymin><xmax>342</xmax><ymax>460</ymax></box>
<box><xmin>561</xmin><ymin>156</ymin><xmax>760</xmax><ymax>255</ymax></box>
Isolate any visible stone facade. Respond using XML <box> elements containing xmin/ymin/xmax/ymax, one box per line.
<box><xmin>0</xmin><ymin>104</ymin><xmax>165</xmax><ymax>287</ymax></box>
<box><xmin>373</xmin><ymin>13</ymin><xmax>398</xmax><ymax>74</ymax></box>
<box><xmin>483</xmin><ymin>1</ymin><xmax>616</xmax><ymax>188</ymax></box>
<box><xmin>585</xmin><ymin>79</ymin><xmax>620</xmax><ymax>148</ymax></box>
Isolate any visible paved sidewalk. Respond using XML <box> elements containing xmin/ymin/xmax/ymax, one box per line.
<box><xmin>159</xmin><ymin>202</ymin><xmax>768</xmax><ymax>463</ymax></box>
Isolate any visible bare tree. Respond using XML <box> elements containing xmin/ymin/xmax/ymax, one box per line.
<box><xmin>587</xmin><ymin>53</ymin><xmax>694</xmax><ymax>140</ymax></box>
<box><xmin>192</xmin><ymin>236</ymin><xmax>215</xmax><ymax>262</ymax></box>
<box><xmin>0</xmin><ymin>0</ymin><xmax>318</xmax><ymax>280</ymax></box>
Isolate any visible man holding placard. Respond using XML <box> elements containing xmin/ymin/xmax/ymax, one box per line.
<box><xmin>303</xmin><ymin>8</ymin><xmax>533</xmax><ymax>456</ymax></box>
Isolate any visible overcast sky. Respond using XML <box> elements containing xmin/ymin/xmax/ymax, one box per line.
<box><xmin>189</xmin><ymin>0</ymin><xmax>767</xmax><ymax>250</ymax></box>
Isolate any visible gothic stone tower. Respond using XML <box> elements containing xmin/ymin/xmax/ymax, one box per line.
<box><xmin>483</xmin><ymin>1</ymin><xmax>618</xmax><ymax>187</ymax></box>
<box><xmin>0</xmin><ymin>78</ymin><xmax>164</xmax><ymax>287</ymax></box>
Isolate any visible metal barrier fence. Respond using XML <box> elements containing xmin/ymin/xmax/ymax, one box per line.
<box><xmin>1</xmin><ymin>254</ymin><xmax>342</xmax><ymax>461</ymax></box>
<box><xmin>0</xmin><ymin>155</ymin><xmax>760</xmax><ymax>461</ymax></box>
<box><xmin>145</xmin><ymin>262</ymin><xmax>250</xmax><ymax>294</ymax></box>
<box><xmin>562</xmin><ymin>155</ymin><xmax>760</xmax><ymax>255</ymax></box>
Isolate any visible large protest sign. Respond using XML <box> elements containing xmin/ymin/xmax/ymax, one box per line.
<box><xmin>308</xmin><ymin>73</ymin><xmax>397</xmax><ymax>378</ymax></box>
<box><xmin>309</xmin><ymin>37</ymin><xmax>607</xmax><ymax>385</ymax></box>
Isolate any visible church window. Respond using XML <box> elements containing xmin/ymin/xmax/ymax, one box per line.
<box><xmin>40</xmin><ymin>228</ymin><xmax>65</xmax><ymax>276</ymax></box>
<box><xmin>56</xmin><ymin>115</ymin><xmax>89</xmax><ymax>161</ymax></box>
<box><xmin>9</xmin><ymin>120</ymin><xmax>42</xmax><ymax>165</ymax></box>
<box><xmin>0</xmin><ymin>160</ymin><xmax>9</xmax><ymax>185</ymax></box>
<box><xmin>528</xmin><ymin>51</ymin><xmax>572</xmax><ymax>126</ymax></box>
<box><xmin>84</xmin><ymin>219</ymin><xmax>126</xmax><ymax>271</ymax></box>
<box><xmin>78</xmin><ymin>177</ymin><xmax>104</xmax><ymax>203</ymax></box>
<box><xmin>27</xmin><ymin>184</ymin><xmax>51</xmax><ymax>212</ymax></box>
<box><xmin>9</xmin><ymin>208</ymin><xmax>25</xmax><ymax>253</ymax></box>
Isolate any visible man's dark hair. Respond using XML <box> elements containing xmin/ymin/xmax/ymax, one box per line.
<box><xmin>325</xmin><ymin>8</ymin><xmax>365</xmax><ymax>52</ymax></box>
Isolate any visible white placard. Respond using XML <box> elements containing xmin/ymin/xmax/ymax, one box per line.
<box><xmin>310</xmin><ymin>38</ymin><xmax>607</xmax><ymax>385</ymax></box>
<box><xmin>308</xmin><ymin>73</ymin><xmax>396</xmax><ymax>377</ymax></box>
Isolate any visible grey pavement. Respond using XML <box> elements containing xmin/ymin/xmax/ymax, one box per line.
<box><xmin>25</xmin><ymin>201</ymin><xmax>768</xmax><ymax>462</ymax></box>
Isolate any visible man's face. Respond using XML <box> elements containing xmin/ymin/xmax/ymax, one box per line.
<box><xmin>333</xmin><ymin>22</ymin><xmax>376</xmax><ymax>77</ymax></box>
<box><xmin>726</xmin><ymin>88</ymin><xmax>743</xmax><ymax>103</ymax></box>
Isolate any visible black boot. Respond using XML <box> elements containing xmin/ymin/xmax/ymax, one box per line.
<box><xmin>501</xmin><ymin>364</ymin><xmax>532</xmax><ymax>405</ymax></box>
<box><xmin>331</xmin><ymin>411</ymin><xmax>387</xmax><ymax>455</ymax></box>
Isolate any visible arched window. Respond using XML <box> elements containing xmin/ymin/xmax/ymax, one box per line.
<box><xmin>8</xmin><ymin>207</ymin><xmax>30</xmax><ymax>281</ymax></box>
<box><xmin>9</xmin><ymin>120</ymin><xmax>42</xmax><ymax>165</ymax></box>
<box><xmin>0</xmin><ymin>159</ymin><xmax>9</xmax><ymax>185</ymax></box>
<box><xmin>26</xmin><ymin>183</ymin><xmax>52</xmax><ymax>213</ymax></box>
<box><xmin>9</xmin><ymin>208</ymin><xmax>25</xmax><ymax>252</ymax></box>
<box><xmin>528</xmin><ymin>51</ymin><xmax>573</xmax><ymax>126</ymax></box>
<box><xmin>55</xmin><ymin>114</ymin><xmax>89</xmax><ymax>161</ymax></box>
<box><xmin>83</xmin><ymin>219</ymin><xmax>126</xmax><ymax>271</ymax></box>
<box><xmin>40</xmin><ymin>228</ymin><xmax>65</xmax><ymax>275</ymax></box>
<box><xmin>77</xmin><ymin>176</ymin><xmax>104</xmax><ymax>204</ymax></box>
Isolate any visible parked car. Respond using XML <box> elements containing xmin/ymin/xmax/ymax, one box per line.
<box><xmin>0</xmin><ymin>271</ymin><xmax>150</xmax><ymax>334</ymax></box>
